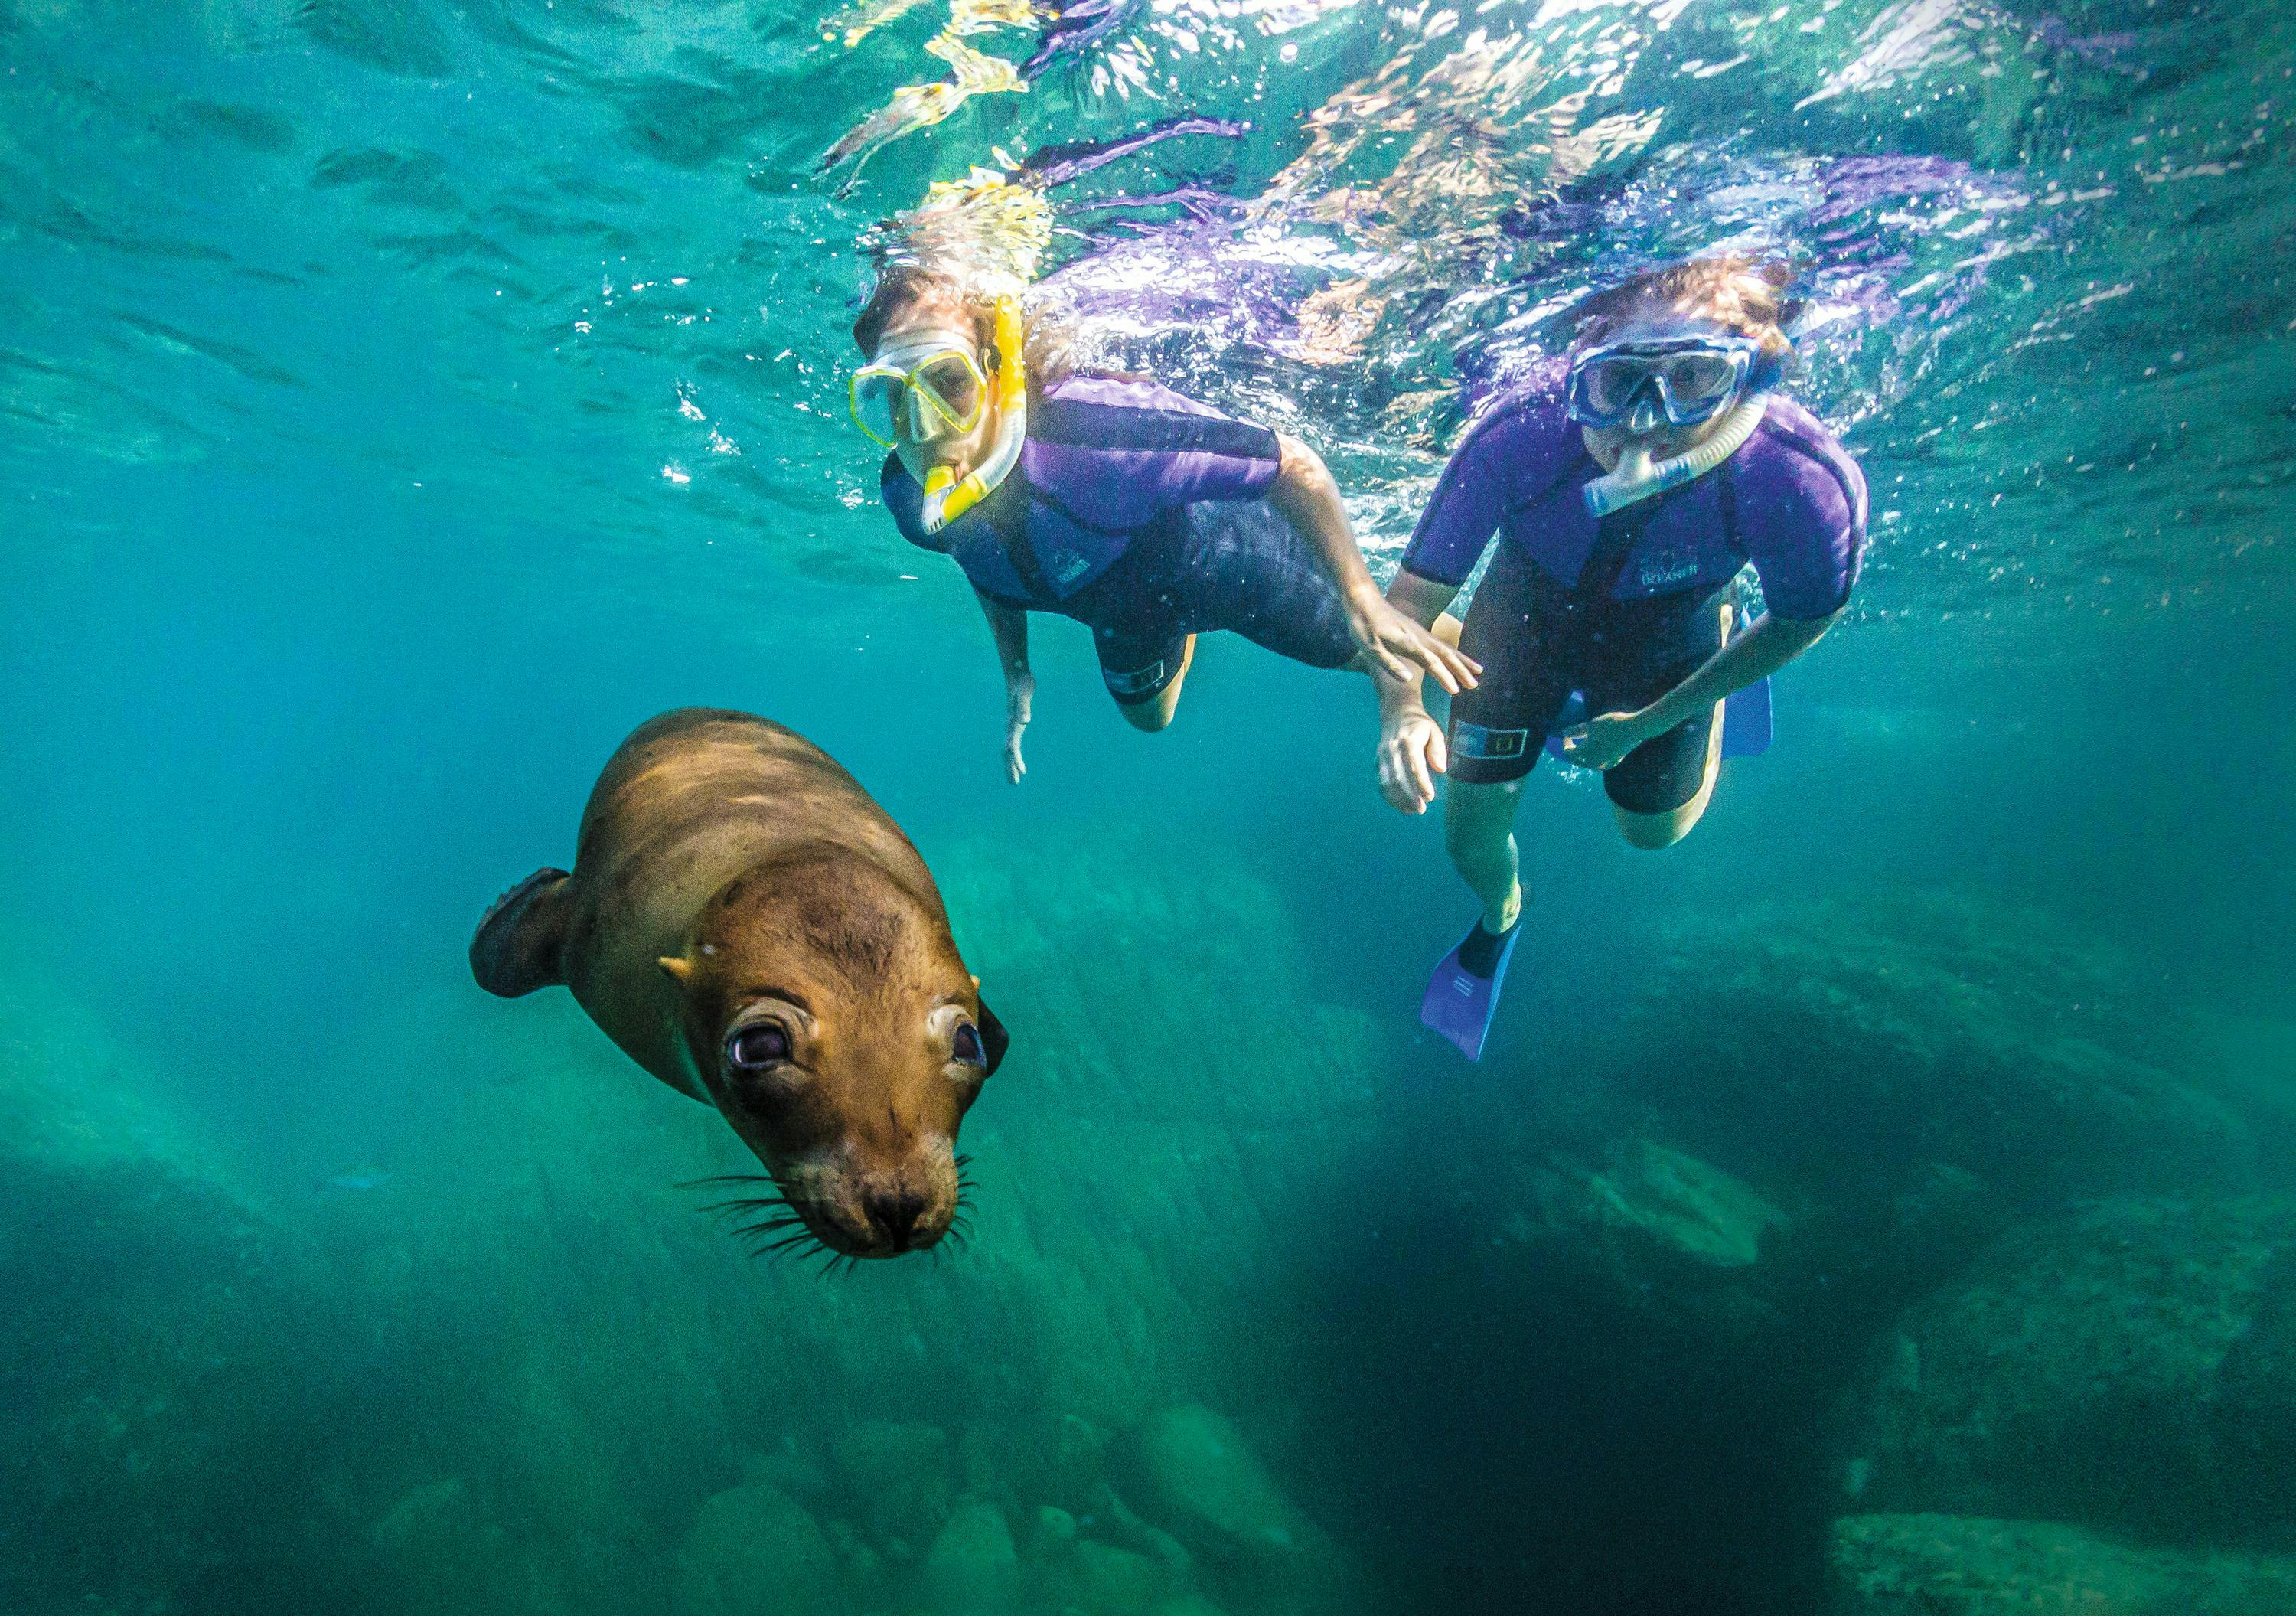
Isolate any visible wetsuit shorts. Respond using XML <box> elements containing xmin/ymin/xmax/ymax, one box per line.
<box><xmin>1068</xmin><ymin>498</ymin><xmax>1359</xmax><ymax>706</ymax></box>
<box><xmin>1444</xmin><ymin>542</ymin><xmax>1729</xmax><ymax>812</ymax></box>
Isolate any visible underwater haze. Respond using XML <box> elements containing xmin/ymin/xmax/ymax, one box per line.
<box><xmin>4</xmin><ymin>0</ymin><xmax>2293</xmax><ymax>1612</ymax></box>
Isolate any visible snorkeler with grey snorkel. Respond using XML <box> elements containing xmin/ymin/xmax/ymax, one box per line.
<box><xmin>850</xmin><ymin>261</ymin><xmax>1480</xmax><ymax>781</ymax></box>
<box><xmin>1371</xmin><ymin>258</ymin><xmax>1870</xmax><ymax>1059</ymax></box>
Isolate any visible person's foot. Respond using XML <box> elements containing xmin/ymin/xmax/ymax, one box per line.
<box><xmin>1420</xmin><ymin>907</ymin><xmax>1526</xmax><ymax>1062</ymax></box>
<box><xmin>1456</xmin><ymin>913</ymin><xmax>1520</xmax><ymax>979</ymax></box>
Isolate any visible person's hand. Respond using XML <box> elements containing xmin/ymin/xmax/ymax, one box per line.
<box><xmin>1002</xmin><ymin>671</ymin><xmax>1034</xmax><ymax>785</ymax></box>
<box><xmin>1377</xmin><ymin>705</ymin><xmax>1449</xmax><ymax>815</ymax></box>
<box><xmin>1347</xmin><ymin>589</ymin><xmax>1481</xmax><ymax>696</ymax></box>
<box><xmin>1554</xmin><ymin>709</ymin><xmax>1649</xmax><ymax>772</ymax></box>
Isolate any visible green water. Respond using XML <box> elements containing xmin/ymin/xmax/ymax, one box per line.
<box><xmin>2</xmin><ymin>1</ymin><xmax>2291</xmax><ymax>1612</ymax></box>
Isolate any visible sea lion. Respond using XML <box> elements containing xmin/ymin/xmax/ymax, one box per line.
<box><xmin>469</xmin><ymin>707</ymin><xmax>1007</xmax><ymax>1260</ymax></box>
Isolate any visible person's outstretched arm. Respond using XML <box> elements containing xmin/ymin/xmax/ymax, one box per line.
<box><xmin>1557</xmin><ymin>608</ymin><xmax>1839</xmax><ymax>771</ymax></box>
<box><xmin>1265</xmin><ymin>433</ymin><xmax>1480</xmax><ymax>696</ymax></box>
<box><xmin>974</xmin><ymin>591</ymin><xmax>1035</xmax><ymax>784</ymax></box>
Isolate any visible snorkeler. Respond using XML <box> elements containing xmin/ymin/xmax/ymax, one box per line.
<box><xmin>1371</xmin><ymin>258</ymin><xmax>1868</xmax><ymax>1059</ymax></box>
<box><xmin>850</xmin><ymin>263</ymin><xmax>1479</xmax><ymax>781</ymax></box>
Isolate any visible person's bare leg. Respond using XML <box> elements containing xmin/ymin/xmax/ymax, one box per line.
<box><xmin>1117</xmin><ymin>635</ymin><xmax>1197</xmax><ymax>733</ymax></box>
<box><xmin>1444</xmin><ymin>778</ymin><xmax>1527</xmax><ymax>932</ymax></box>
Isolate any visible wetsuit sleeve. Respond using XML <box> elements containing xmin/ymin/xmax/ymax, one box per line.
<box><xmin>879</xmin><ymin>453</ymin><xmax>947</xmax><ymax>553</ymax></box>
<box><xmin>1029</xmin><ymin>378</ymin><xmax>1281</xmax><ymax>527</ymax></box>
<box><xmin>1737</xmin><ymin>429</ymin><xmax>1867</xmax><ymax>620</ymax></box>
<box><xmin>1399</xmin><ymin>412</ymin><xmax>1515</xmax><ymax>588</ymax></box>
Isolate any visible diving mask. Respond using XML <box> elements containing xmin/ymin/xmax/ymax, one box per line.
<box><xmin>850</xmin><ymin>333</ymin><xmax>991</xmax><ymax>449</ymax></box>
<box><xmin>919</xmin><ymin>297</ymin><xmax>1028</xmax><ymax>535</ymax></box>
<box><xmin>1566</xmin><ymin>335</ymin><xmax>1777</xmax><ymax>433</ymax></box>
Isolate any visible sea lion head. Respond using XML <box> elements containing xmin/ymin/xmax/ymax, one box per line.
<box><xmin>659</xmin><ymin>850</ymin><xmax>1007</xmax><ymax>1260</ymax></box>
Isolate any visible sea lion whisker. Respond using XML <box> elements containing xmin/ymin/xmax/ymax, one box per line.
<box><xmin>678</xmin><ymin>1174</ymin><xmax>778</xmax><ymax>1190</ymax></box>
<box><xmin>757</xmin><ymin>1232</ymin><xmax>825</xmax><ymax>1265</ymax></box>
<box><xmin>700</xmin><ymin>1195</ymin><xmax>795</xmax><ymax>1217</ymax></box>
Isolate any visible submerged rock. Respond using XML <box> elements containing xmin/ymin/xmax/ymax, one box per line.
<box><xmin>1027</xmin><ymin>1503</ymin><xmax>1081</xmax><ymax>1559</ymax></box>
<box><xmin>1524</xmin><ymin>1141</ymin><xmax>1789</xmax><ymax>1272</ymax></box>
<box><xmin>1128</xmin><ymin>1405</ymin><xmax>1316</xmax><ymax>1565</ymax></box>
<box><xmin>1580</xmin><ymin>1141</ymin><xmax>1789</xmax><ymax>1268</ymax></box>
<box><xmin>0</xmin><ymin>960</ymin><xmax>354</xmax><ymax>1614</ymax></box>
<box><xmin>1120</xmin><ymin>1404</ymin><xmax>1344</xmax><ymax>1612</ymax></box>
<box><xmin>1830</xmin><ymin>1513</ymin><xmax>2296</xmax><ymax>1614</ymax></box>
<box><xmin>1066</xmin><ymin>1538</ymin><xmax>1181</xmax><ymax>1611</ymax></box>
<box><xmin>1631</xmin><ymin>894</ymin><xmax>2255</xmax><ymax>1218</ymax></box>
<box><xmin>1838</xmin><ymin>1197</ymin><xmax>2296</xmax><ymax>1546</ymax></box>
<box><xmin>833</xmin><ymin>1418</ymin><xmax>957</xmax><ymax>1548</ymax></box>
<box><xmin>674</xmin><ymin>1482</ymin><xmax>844</xmax><ymax>1616</ymax></box>
<box><xmin>921</xmin><ymin>1496</ymin><xmax>1022</xmax><ymax>1613</ymax></box>
<box><xmin>370</xmin><ymin>1476</ymin><xmax>557</xmax><ymax>1616</ymax></box>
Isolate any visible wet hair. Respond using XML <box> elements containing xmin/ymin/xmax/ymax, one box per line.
<box><xmin>1569</xmin><ymin>256</ymin><xmax>1803</xmax><ymax>361</ymax></box>
<box><xmin>851</xmin><ymin>263</ymin><xmax>1075</xmax><ymax>392</ymax></box>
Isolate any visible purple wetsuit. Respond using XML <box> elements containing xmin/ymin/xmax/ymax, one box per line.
<box><xmin>884</xmin><ymin>372</ymin><xmax>1358</xmax><ymax>704</ymax></box>
<box><xmin>1401</xmin><ymin>366</ymin><xmax>1867</xmax><ymax>808</ymax></box>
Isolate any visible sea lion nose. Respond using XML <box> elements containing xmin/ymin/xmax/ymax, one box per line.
<box><xmin>864</xmin><ymin>1187</ymin><xmax>928</xmax><ymax>1247</ymax></box>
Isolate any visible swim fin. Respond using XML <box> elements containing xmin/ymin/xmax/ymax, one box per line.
<box><xmin>1419</xmin><ymin>920</ymin><xmax>1521</xmax><ymax>1062</ymax></box>
<box><xmin>1721</xmin><ymin>676</ymin><xmax>1772</xmax><ymax>758</ymax></box>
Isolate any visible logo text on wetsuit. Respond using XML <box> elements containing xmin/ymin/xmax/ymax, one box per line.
<box><xmin>1638</xmin><ymin>548</ymin><xmax>1701</xmax><ymax>590</ymax></box>
<box><xmin>1104</xmin><ymin>660</ymin><xmax>1167</xmax><ymax>697</ymax></box>
<box><xmin>1453</xmin><ymin>722</ymin><xmax>1528</xmax><ymax>760</ymax></box>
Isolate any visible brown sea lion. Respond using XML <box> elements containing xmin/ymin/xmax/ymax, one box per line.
<box><xmin>469</xmin><ymin>707</ymin><xmax>1007</xmax><ymax>1260</ymax></box>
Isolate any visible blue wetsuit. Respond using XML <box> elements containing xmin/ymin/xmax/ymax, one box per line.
<box><xmin>882</xmin><ymin>372</ymin><xmax>1358</xmax><ymax>704</ymax></box>
<box><xmin>1401</xmin><ymin>365</ymin><xmax>1869</xmax><ymax>811</ymax></box>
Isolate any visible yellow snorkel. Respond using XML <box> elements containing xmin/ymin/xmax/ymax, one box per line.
<box><xmin>921</xmin><ymin>295</ymin><xmax>1027</xmax><ymax>535</ymax></box>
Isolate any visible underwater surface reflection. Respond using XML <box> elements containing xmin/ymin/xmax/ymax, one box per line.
<box><xmin>2</xmin><ymin>0</ymin><xmax>2291</xmax><ymax>1612</ymax></box>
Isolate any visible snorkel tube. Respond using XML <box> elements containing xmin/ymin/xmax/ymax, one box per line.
<box><xmin>921</xmin><ymin>296</ymin><xmax>1027</xmax><ymax>535</ymax></box>
<box><xmin>1582</xmin><ymin>390</ymin><xmax>1769</xmax><ymax>520</ymax></box>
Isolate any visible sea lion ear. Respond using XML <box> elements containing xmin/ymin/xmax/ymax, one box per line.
<box><xmin>976</xmin><ymin>999</ymin><xmax>1009</xmax><ymax>1076</ymax></box>
<box><xmin>657</xmin><ymin>955</ymin><xmax>693</xmax><ymax>985</ymax></box>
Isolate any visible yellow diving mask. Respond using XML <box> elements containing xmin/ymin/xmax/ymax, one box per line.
<box><xmin>848</xmin><ymin>334</ymin><xmax>990</xmax><ymax>449</ymax></box>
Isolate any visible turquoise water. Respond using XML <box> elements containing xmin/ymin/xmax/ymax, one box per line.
<box><xmin>3</xmin><ymin>1</ymin><xmax>2292</xmax><ymax>1612</ymax></box>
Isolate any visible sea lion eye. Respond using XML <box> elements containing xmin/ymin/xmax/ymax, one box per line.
<box><xmin>951</xmin><ymin>1023</ymin><xmax>985</xmax><ymax>1067</ymax></box>
<box><xmin>726</xmin><ymin>1021</ymin><xmax>792</xmax><ymax>1069</ymax></box>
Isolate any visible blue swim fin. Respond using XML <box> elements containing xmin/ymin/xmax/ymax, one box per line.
<box><xmin>1721</xmin><ymin>676</ymin><xmax>1772</xmax><ymax>758</ymax></box>
<box><xmin>1419</xmin><ymin>922</ymin><xmax>1521</xmax><ymax>1062</ymax></box>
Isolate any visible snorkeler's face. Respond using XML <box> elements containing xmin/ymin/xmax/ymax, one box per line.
<box><xmin>1576</xmin><ymin>311</ymin><xmax>1752</xmax><ymax>462</ymax></box>
<box><xmin>872</xmin><ymin>305</ymin><xmax>999</xmax><ymax>488</ymax></box>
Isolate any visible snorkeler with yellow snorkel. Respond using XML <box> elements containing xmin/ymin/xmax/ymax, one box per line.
<box><xmin>850</xmin><ymin>261</ymin><xmax>1479</xmax><ymax>780</ymax></box>
<box><xmin>1372</xmin><ymin>258</ymin><xmax>1870</xmax><ymax>1059</ymax></box>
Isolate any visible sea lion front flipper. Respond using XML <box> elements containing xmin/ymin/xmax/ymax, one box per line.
<box><xmin>470</xmin><ymin>868</ymin><xmax>573</xmax><ymax>997</ymax></box>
